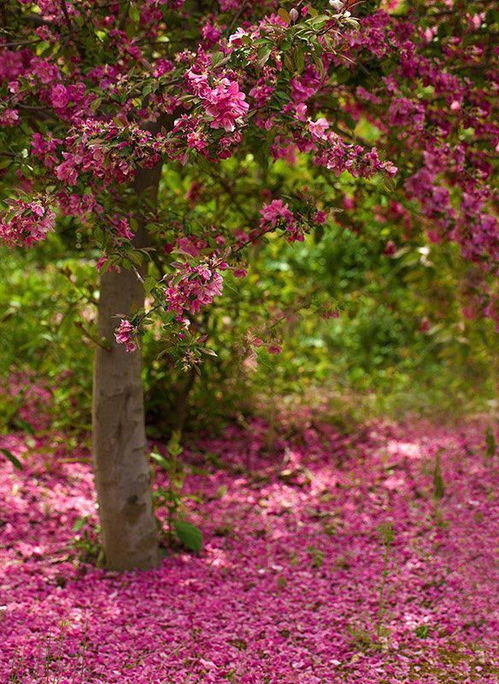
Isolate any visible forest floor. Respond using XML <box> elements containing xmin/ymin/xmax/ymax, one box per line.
<box><xmin>0</xmin><ymin>416</ymin><xmax>497</xmax><ymax>683</ymax></box>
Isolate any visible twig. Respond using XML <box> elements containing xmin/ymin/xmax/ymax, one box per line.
<box><xmin>73</xmin><ymin>321</ymin><xmax>112</xmax><ymax>350</ymax></box>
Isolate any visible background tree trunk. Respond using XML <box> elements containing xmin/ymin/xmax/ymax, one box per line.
<box><xmin>92</xmin><ymin>165</ymin><xmax>161</xmax><ymax>571</ymax></box>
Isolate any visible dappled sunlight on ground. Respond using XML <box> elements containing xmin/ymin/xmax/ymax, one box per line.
<box><xmin>0</xmin><ymin>419</ymin><xmax>497</xmax><ymax>682</ymax></box>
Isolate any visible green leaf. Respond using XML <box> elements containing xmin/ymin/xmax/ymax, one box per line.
<box><xmin>314</xmin><ymin>224</ymin><xmax>325</xmax><ymax>244</ymax></box>
<box><xmin>485</xmin><ymin>427</ymin><xmax>496</xmax><ymax>458</ymax></box>
<box><xmin>433</xmin><ymin>452</ymin><xmax>445</xmax><ymax>499</ymax></box>
<box><xmin>150</xmin><ymin>450</ymin><xmax>170</xmax><ymax>470</ymax></box>
<box><xmin>294</xmin><ymin>46</ymin><xmax>305</xmax><ymax>73</ymax></box>
<box><xmin>11</xmin><ymin>418</ymin><xmax>35</xmax><ymax>435</ymax></box>
<box><xmin>257</xmin><ymin>45</ymin><xmax>272</xmax><ymax>68</ymax></box>
<box><xmin>72</xmin><ymin>516</ymin><xmax>88</xmax><ymax>532</ymax></box>
<box><xmin>211</xmin><ymin>51</ymin><xmax>226</xmax><ymax>66</ymax></box>
<box><xmin>307</xmin><ymin>14</ymin><xmax>328</xmax><ymax>29</ymax></box>
<box><xmin>342</xmin><ymin>112</ymin><xmax>357</xmax><ymax>131</ymax></box>
<box><xmin>167</xmin><ymin>430</ymin><xmax>183</xmax><ymax>458</ymax></box>
<box><xmin>174</xmin><ymin>520</ymin><xmax>203</xmax><ymax>553</ymax></box>
<box><xmin>144</xmin><ymin>275</ymin><xmax>157</xmax><ymax>296</ymax></box>
<box><xmin>377</xmin><ymin>521</ymin><xmax>395</xmax><ymax>546</ymax></box>
<box><xmin>277</xmin><ymin>8</ymin><xmax>291</xmax><ymax>23</ymax></box>
<box><xmin>1</xmin><ymin>447</ymin><xmax>23</xmax><ymax>470</ymax></box>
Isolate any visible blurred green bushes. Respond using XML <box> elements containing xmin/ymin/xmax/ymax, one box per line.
<box><xmin>0</xmin><ymin>237</ymin><xmax>95</xmax><ymax>433</ymax></box>
<box><xmin>1</xmin><ymin>211</ymin><xmax>496</xmax><ymax>437</ymax></box>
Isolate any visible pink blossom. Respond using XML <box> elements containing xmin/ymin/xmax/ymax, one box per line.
<box><xmin>384</xmin><ymin>240</ymin><xmax>397</xmax><ymax>256</ymax></box>
<box><xmin>114</xmin><ymin>319</ymin><xmax>137</xmax><ymax>352</ymax></box>
<box><xmin>0</xmin><ymin>198</ymin><xmax>55</xmax><ymax>247</ymax></box>
<box><xmin>249</xmin><ymin>80</ymin><xmax>275</xmax><ymax>107</ymax></box>
<box><xmin>30</xmin><ymin>57</ymin><xmax>60</xmax><ymax>84</ymax></box>
<box><xmin>260</xmin><ymin>200</ymin><xmax>306</xmax><ymax>242</ymax></box>
<box><xmin>201</xmin><ymin>22</ymin><xmax>221</xmax><ymax>44</ymax></box>
<box><xmin>267</xmin><ymin>343</ymin><xmax>282</xmax><ymax>354</ymax></box>
<box><xmin>204</xmin><ymin>79</ymin><xmax>249</xmax><ymax>132</ymax></box>
<box><xmin>50</xmin><ymin>84</ymin><xmax>70</xmax><ymax>109</ymax></box>
<box><xmin>96</xmin><ymin>256</ymin><xmax>108</xmax><ymax>271</ymax></box>
<box><xmin>260</xmin><ymin>199</ymin><xmax>293</xmax><ymax>227</ymax></box>
<box><xmin>0</xmin><ymin>108</ymin><xmax>19</xmax><ymax>126</ymax></box>
<box><xmin>308</xmin><ymin>117</ymin><xmax>330</xmax><ymax>140</ymax></box>
<box><xmin>55</xmin><ymin>155</ymin><xmax>80</xmax><ymax>185</ymax></box>
<box><xmin>153</xmin><ymin>58</ymin><xmax>174</xmax><ymax>77</ymax></box>
<box><xmin>388</xmin><ymin>97</ymin><xmax>425</xmax><ymax>130</ymax></box>
<box><xmin>164</xmin><ymin>259</ymin><xmax>224</xmax><ymax>317</ymax></box>
<box><xmin>111</xmin><ymin>216</ymin><xmax>134</xmax><ymax>241</ymax></box>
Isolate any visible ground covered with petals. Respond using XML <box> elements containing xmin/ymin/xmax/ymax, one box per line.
<box><xmin>0</xmin><ymin>419</ymin><xmax>497</xmax><ymax>683</ymax></box>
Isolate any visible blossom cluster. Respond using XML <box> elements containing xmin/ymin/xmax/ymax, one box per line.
<box><xmin>186</xmin><ymin>71</ymin><xmax>249</xmax><ymax>133</ymax></box>
<box><xmin>0</xmin><ymin>0</ymin><xmax>497</xmax><ymax>331</ymax></box>
<box><xmin>259</xmin><ymin>199</ymin><xmax>329</xmax><ymax>244</ymax></box>
<box><xmin>114</xmin><ymin>319</ymin><xmax>138</xmax><ymax>353</ymax></box>
<box><xmin>342</xmin><ymin>7</ymin><xmax>498</xmax><ymax>322</ymax></box>
<box><xmin>259</xmin><ymin>199</ymin><xmax>305</xmax><ymax>242</ymax></box>
<box><xmin>0</xmin><ymin>198</ymin><xmax>55</xmax><ymax>246</ymax></box>
<box><xmin>164</xmin><ymin>257</ymin><xmax>226</xmax><ymax>319</ymax></box>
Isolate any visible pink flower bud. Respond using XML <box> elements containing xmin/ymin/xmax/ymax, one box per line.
<box><xmin>267</xmin><ymin>344</ymin><xmax>282</xmax><ymax>355</ymax></box>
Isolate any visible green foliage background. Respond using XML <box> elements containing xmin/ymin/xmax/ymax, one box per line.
<box><xmin>1</xmin><ymin>177</ymin><xmax>496</xmax><ymax>436</ymax></box>
<box><xmin>0</xmin><ymin>1</ymin><xmax>496</xmax><ymax>438</ymax></box>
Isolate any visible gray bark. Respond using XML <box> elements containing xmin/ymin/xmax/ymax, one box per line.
<box><xmin>92</xmin><ymin>165</ymin><xmax>161</xmax><ymax>571</ymax></box>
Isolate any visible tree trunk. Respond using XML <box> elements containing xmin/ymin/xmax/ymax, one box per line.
<box><xmin>92</xmin><ymin>165</ymin><xmax>161</xmax><ymax>571</ymax></box>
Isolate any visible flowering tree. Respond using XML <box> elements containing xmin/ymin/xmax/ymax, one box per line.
<box><xmin>0</xmin><ymin>0</ymin><xmax>496</xmax><ymax>569</ymax></box>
